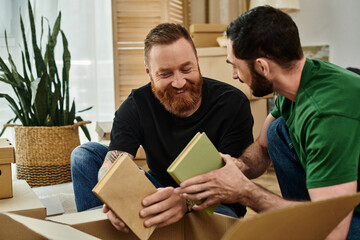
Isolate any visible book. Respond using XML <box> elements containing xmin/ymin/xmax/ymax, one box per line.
<box><xmin>167</xmin><ymin>132</ymin><xmax>223</xmax><ymax>215</ymax></box>
<box><xmin>92</xmin><ymin>155</ymin><xmax>157</xmax><ymax>240</ymax></box>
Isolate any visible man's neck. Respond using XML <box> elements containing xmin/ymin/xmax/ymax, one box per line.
<box><xmin>273</xmin><ymin>57</ymin><xmax>306</xmax><ymax>102</ymax></box>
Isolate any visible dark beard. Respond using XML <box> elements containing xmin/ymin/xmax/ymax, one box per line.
<box><xmin>248</xmin><ymin>62</ymin><xmax>274</xmax><ymax>97</ymax></box>
<box><xmin>151</xmin><ymin>74</ymin><xmax>203</xmax><ymax>117</ymax></box>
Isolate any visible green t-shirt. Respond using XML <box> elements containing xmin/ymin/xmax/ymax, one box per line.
<box><xmin>271</xmin><ymin>58</ymin><xmax>360</xmax><ymax>212</ymax></box>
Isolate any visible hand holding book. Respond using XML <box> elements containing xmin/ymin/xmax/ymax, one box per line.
<box><xmin>167</xmin><ymin>132</ymin><xmax>224</xmax><ymax>215</ymax></box>
<box><xmin>92</xmin><ymin>155</ymin><xmax>157</xmax><ymax>240</ymax></box>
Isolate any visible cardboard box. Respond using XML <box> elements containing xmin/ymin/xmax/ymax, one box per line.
<box><xmin>96</xmin><ymin>121</ymin><xmax>112</xmax><ymax>141</ymax></box>
<box><xmin>0</xmin><ymin>212</ymin><xmax>100</xmax><ymax>240</ymax></box>
<box><xmin>0</xmin><ymin>138</ymin><xmax>15</xmax><ymax>199</ymax></box>
<box><xmin>2</xmin><ymin>193</ymin><xmax>360</xmax><ymax>239</ymax></box>
<box><xmin>47</xmin><ymin>209</ymin><xmax>237</xmax><ymax>240</ymax></box>
<box><xmin>47</xmin><ymin>193</ymin><xmax>360</xmax><ymax>239</ymax></box>
<box><xmin>222</xmin><ymin>192</ymin><xmax>360</xmax><ymax>240</ymax></box>
<box><xmin>190</xmin><ymin>24</ymin><xmax>227</xmax><ymax>48</ymax></box>
<box><xmin>0</xmin><ymin>180</ymin><xmax>46</xmax><ymax>219</ymax></box>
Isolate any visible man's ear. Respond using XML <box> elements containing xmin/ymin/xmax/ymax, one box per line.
<box><xmin>255</xmin><ymin>58</ymin><xmax>270</xmax><ymax>77</ymax></box>
<box><xmin>144</xmin><ymin>62</ymin><xmax>151</xmax><ymax>80</ymax></box>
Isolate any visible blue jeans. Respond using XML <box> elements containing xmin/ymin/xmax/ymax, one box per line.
<box><xmin>71</xmin><ymin>142</ymin><xmax>240</xmax><ymax>218</ymax></box>
<box><xmin>267</xmin><ymin>117</ymin><xmax>360</xmax><ymax>239</ymax></box>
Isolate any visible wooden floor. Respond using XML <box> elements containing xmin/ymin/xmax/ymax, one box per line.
<box><xmin>244</xmin><ymin>169</ymin><xmax>282</xmax><ymax>218</ymax></box>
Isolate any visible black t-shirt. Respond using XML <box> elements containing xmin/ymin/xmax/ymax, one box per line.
<box><xmin>109</xmin><ymin>77</ymin><xmax>253</xmax><ymax>187</ymax></box>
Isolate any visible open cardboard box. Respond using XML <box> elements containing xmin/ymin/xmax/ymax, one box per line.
<box><xmin>0</xmin><ymin>212</ymin><xmax>99</xmax><ymax>240</ymax></box>
<box><xmin>47</xmin><ymin>208</ymin><xmax>236</xmax><ymax>240</ymax></box>
<box><xmin>0</xmin><ymin>180</ymin><xmax>46</xmax><ymax>219</ymax></box>
<box><xmin>1</xmin><ymin>192</ymin><xmax>359</xmax><ymax>239</ymax></box>
<box><xmin>48</xmin><ymin>192</ymin><xmax>360</xmax><ymax>240</ymax></box>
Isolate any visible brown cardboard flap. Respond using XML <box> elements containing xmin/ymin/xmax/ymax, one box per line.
<box><xmin>0</xmin><ymin>138</ymin><xmax>15</xmax><ymax>164</ymax></box>
<box><xmin>0</xmin><ymin>213</ymin><xmax>44</xmax><ymax>240</ymax></box>
<box><xmin>185</xmin><ymin>211</ymin><xmax>237</xmax><ymax>240</ymax></box>
<box><xmin>0</xmin><ymin>180</ymin><xmax>46</xmax><ymax>219</ymax></box>
<box><xmin>222</xmin><ymin>192</ymin><xmax>360</xmax><ymax>240</ymax></box>
<box><xmin>0</xmin><ymin>213</ymin><xmax>100</xmax><ymax>240</ymax></box>
<box><xmin>48</xmin><ymin>208</ymin><xmax>185</xmax><ymax>240</ymax></box>
<box><xmin>48</xmin><ymin>208</ymin><xmax>235</xmax><ymax>240</ymax></box>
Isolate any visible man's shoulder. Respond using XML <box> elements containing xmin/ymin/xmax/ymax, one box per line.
<box><xmin>131</xmin><ymin>82</ymin><xmax>152</xmax><ymax>96</ymax></box>
<box><xmin>116</xmin><ymin>83</ymin><xmax>152</xmax><ymax>112</ymax></box>
<box><xmin>203</xmin><ymin>77</ymin><xmax>248</xmax><ymax>101</ymax></box>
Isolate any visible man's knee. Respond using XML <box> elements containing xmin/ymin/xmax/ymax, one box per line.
<box><xmin>71</xmin><ymin>142</ymin><xmax>107</xmax><ymax>171</ymax></box>
<box><xmin>267</xmin><ymin>117</ymin><xmax>286</xmax><ymax>149</ymax></box>
<box><xmin>71</xmin><ymin>142</ymin><xmax>92</xmax><ymax>166</ymax></box>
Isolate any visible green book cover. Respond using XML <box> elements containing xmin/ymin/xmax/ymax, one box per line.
<box><xmin>167</xmin><ymin>132</ymin><xmax>224</xmax><ymax>215</ymax></box>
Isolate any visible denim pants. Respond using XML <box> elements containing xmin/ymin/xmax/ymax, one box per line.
<box><xmin>70</xmin><ymin>142</ymin><xmax>240</xmax><ymax>218</ymax></box>
<box><xmin>267</xmin><ymin>117</ymin><xmax>360</xmax><ymax>239</ymax></box>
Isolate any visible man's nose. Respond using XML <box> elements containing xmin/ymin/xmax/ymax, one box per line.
<box><xmin>172</xmin><ymin>73</ymin><xmax>186</xmax><ymax>89</ymax></box>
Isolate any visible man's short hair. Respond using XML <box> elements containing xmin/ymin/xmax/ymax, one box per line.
<box><xmin>227</xmin><ymin>6</ymin><xmax>303</xmax><ymax>69</ymax></box>
<box><xmin>144</xmin><ymin>23</ymin><xmax>197</xmax><ymax>66</ymax></box>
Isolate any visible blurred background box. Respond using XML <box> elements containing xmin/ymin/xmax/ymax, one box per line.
<box><xmin>0</xmin><ymin>138</ymin><xmax>15</xmax><ymax>199</ymax></box>
<box><xmin>190</xmin><ymin>24</ymin><xmax>227</xmax><ymax>47</ymax></box>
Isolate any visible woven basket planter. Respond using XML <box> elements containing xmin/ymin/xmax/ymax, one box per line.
<box><xmin>11</xmin><ymin>121</ymin><xmax>90</xmax><ymax>187</ymax></box>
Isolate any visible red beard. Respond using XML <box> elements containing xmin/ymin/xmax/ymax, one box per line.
<box><xmin>151</xmin><ymin>75</ymin><xmax>203</xmax><ymax>117</ymax></box>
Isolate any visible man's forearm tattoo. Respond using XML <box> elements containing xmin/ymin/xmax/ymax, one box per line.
<box><xmin>98</xmin><ymin>150</ymin><xmax>124</xmax><ymax>181</ymax></box>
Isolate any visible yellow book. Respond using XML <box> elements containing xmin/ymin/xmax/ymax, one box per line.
<box><xmin>167</xmin><ymin>132</ymin><xmax>223</xmax><ymax>215</ymax></box>
<box><xmin>92</xmin><ymin>155</ymin><xmax>157</xmax><ymax>240</ymax></box>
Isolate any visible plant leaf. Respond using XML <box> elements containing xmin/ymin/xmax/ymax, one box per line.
<box><xmin>30</xmin><ymin>77</ymin><xmax>41</xmax><ymax>106</ymax></box>
<box><xmin>61</xmin><ymin>30</ymin><xmax>70</xmax><ymax>113</ymax></box>
<box><xmin>77</xmin><ymin>106</ymin><xmax>93</xmax><ymax>113</ymax></box>
<box><xmin>40</xmin><ymin>17</ymin><xmax>44</xmax><ymax>53</ymax></box>
<box><xmin>28</xmin><ymin>0</ymin><xmax>46</xmax><ymax>77</ymax></box>
<box><xmin>20</xmin><ymin>14</ymin><xmax>32</xmax><ymax>76</ymax></box>
<box><xmin>75</xmin><ymin>116</ymin><xmax>91</xmax><ymax>141</ymax></box>
<box><xmin>21</xmin><ymin>51</ymin><xmax>31</xmax><ymax>90</ymax></box>
<box><xmin>46</xmin><ymin>12</ymin><xmax>61</xmax><ymax>88</ymax></box>
<box><xmin>33</xmin><ymin>73</ymin><xmax>49</xmax><ymax>125</ymax></box>
<box><xmin>0</xmin><ymin>74</ymin><xmax>18</xmax><ymax>87</ymax></box>
<box><xmin>4</xmin><ymin>31</ymin><xmax>23</xmax><ymax>88</ymax></box>
<box><xmin>49</xmin><ymin>82</ymin><xmax>61</xmax><ymax>125</ymax></box>
<box><xmin>67</xmin><ymin>100</ymin><xmax>76</xmax><ymax>125</ymax></box>
<box><xmin>0</xmin><ymin>93</ymin><xmax>24</xmax><ymax>124</ymax></box>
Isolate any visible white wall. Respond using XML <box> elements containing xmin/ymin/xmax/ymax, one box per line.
<box><xmin>292</xmin><ymin>0</ymin><xmax>360</xmax><ymax>68</ymax></box>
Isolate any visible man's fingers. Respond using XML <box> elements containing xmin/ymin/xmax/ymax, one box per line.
<box><xmin>192</xmin><ymin>198</ymin><xmax>219</xmax><ymax>211</ymax></box>
<box><xmin>177</xmin><ymin>181</ymin><xmax>210</xmax><ymax>195</ymax></box>
<box><xmin>181</xmin><ymin>190</ymin><xmax>211</xmax><ymax>201</ymax></box>
<box><xmin>219</xmin><ymin>152</ymin><xmax>231</xmax><ymax>163</ymax></box>
<box><xmin>143</xmin><ymin>207</ymin><xmax>173</xmax><ymax>227</ymax></box>
<box><xmin>142</xmin><ymin>187</ymin><xmax>169</xmax><ymax>207</ymax></box>
<box><xmin>179</xmin><ymin>174</ymin><xmax>211</xmax><ymax>188</ymax></box>
<box><xmin>106</xmin><ymin>209</ymin><xmax>130</xmax><ymax>233</ymax></box>
<box><xmin>102</xmin><ymin>204</ymin><xmax>108</xmax><ymax>213</ymax></box>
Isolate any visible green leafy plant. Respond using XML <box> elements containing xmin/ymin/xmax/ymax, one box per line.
<box><xmin>0</xmin><ymin>0</ymin><xmax>92</xmax><ymax>140</ymax></box>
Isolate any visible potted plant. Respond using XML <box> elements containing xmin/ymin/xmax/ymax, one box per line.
<box><xmin>0</xmin><ymin>0</ymin><xmax>92</xmax><ymax>187</ymax></box>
